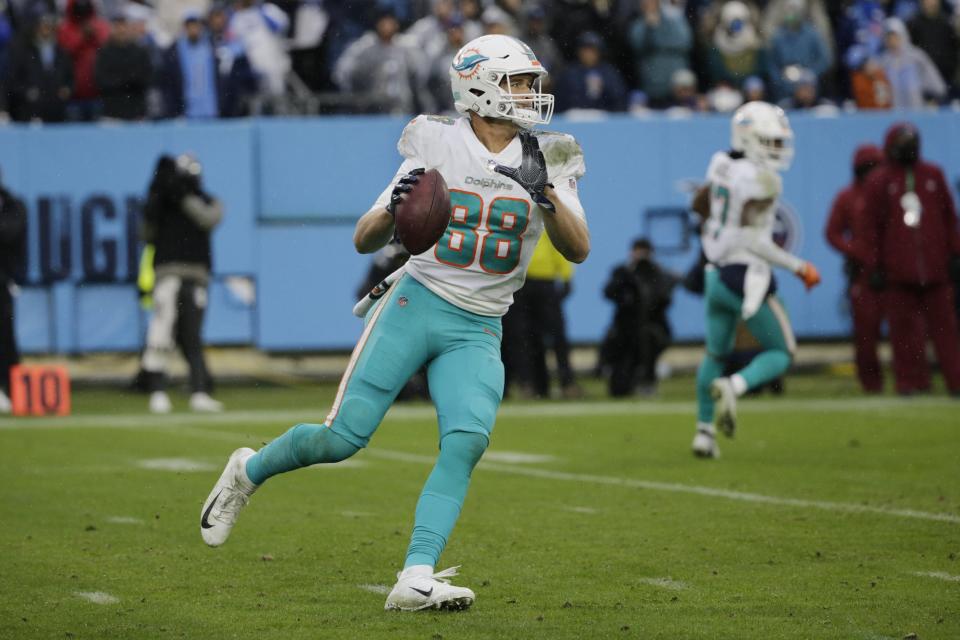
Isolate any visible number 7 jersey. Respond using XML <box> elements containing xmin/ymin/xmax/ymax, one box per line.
<box><xmin>373</xmin><ymin>115</ymin><xmax>587</xmax><ymax>317</ymax></box>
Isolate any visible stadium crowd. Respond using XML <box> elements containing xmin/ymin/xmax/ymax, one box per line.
<box><xmin>0</xmin><ymin>0</ymin><xmax>958</xmax><ymax>122</ymax></box>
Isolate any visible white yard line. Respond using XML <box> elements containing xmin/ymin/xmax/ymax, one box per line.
<box><xmin>5</xmin><ymin>404</ymin><xmax>957</xmax><ymax>526</ymax></box>
<box><xmin>636</xmin><ymin>577</ymin><xmax>687</xmax><ymax>591</ymax></box>
<box><xmin>106</xmin><ymin>516</ymin><xmax>144</xmax><ymax>525</ymax></box>
<box><xmin>912</xmin><ymin>571</ymin><xmax>960</xmax><ymax>582</ymax></box>
<box><xmin>366</xmin><ymin>449</ymin><xmax>960</xmax><ymax>525</ymax></box>
<box><xmin>74</xmin><ymin>591</ymin><xmax>119</xmax><ymax>604</ymax></box>
<box><xmin>1</xmin><ymin>395</ymin><xmax>955</xmax><ymax>430</ymax></box>
<box><xmin>562</xmin><ymin>506</ymin><xmax>598</xmax><ymax>514</ymax></box>
<box><xmin>136</xmin><ymin>458</ymin><xmax>216</xmax><ymax>472</ymax></box>
<box><xmin>308</xmin><ymin>459</ymin><xmax>367</xmax><ymax>470</ymax></box>
<box><xmin>483</xmin><ymin>451</ymin><xmax>557</xmax><ymax>464</ymax></box>
<box><xmin>358</xmin><ymin>584</ymin><xmax>391</xmax><ymax>595</ymax></box>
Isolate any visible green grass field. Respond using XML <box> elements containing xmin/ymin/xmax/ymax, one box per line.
<box><xmin>1</xmin><ymin>375</ymin><xmax>958</xmax><ymax>640</ymax></box>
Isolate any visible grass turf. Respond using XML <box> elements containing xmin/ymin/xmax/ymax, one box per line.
<box><xmin>1</xmin><ymin>375</ymin><xmax>958</xmax><ymax>639</ymax></box>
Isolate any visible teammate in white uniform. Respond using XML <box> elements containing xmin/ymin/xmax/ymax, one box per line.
<box><xmin>690</xmin><ymin>102</ymin><xmax>821</xmax><ymax>459</ymax></box>
<box><xmin>198</xmin><ymin>35</ymin><xmax>590</xmax><ymax>611</ymax></box>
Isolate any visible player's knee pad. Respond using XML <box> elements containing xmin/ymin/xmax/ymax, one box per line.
<box><xmin>457</xmin><ymin>357</ymin><xmax>504</xmax><ymax>434</ymax></box>
<box><xmin>438</xmin><ymin>431</ymin><xmax>489</xmax><ymax>474</ymax></box>
<box><xmin>330</xmin><ymin>394</ymin><xmax>381</xmax><ymax>448</ymax></box>
<box><xmin>290</xmin><ymin>423</ymin><xmax>359</xmax><ymax>466</ymax></box>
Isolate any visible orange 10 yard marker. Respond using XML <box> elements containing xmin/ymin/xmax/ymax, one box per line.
<box><xmin>9</xmin><ymin>365</ymin><xmax>72</xmax><ymax>416</ymax></box>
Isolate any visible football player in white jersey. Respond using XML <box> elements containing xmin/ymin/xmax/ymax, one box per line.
<box><xmin>198</xmin><ymin>35</ymin><xmax>589</xmax><ymax>611</ymax></box>
<box><xmin>689</xmin><ymin>102</ymin><xmax>821</xmax><ymax>459</ymax></box>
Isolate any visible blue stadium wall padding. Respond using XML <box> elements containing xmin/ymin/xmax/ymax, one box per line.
<box><xmin>7</xmin><ymin>112</ymin><xmax>958</xmax><ymax>353</ymax></box>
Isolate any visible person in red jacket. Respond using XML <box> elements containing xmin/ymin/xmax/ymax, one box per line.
<box><xmin>825</xmin><ymin>144</ymin><xmax>884</xmax><ymax>392</ymax></box>
<box><xmin>57</xmin><ymin>0</ymin><xmax>109</xmax><ymax>121</ymax></box>
<box><xmin>859</xmin><ymin>122</ymin><xmax>960</xmax><ymax>396</ymax></box>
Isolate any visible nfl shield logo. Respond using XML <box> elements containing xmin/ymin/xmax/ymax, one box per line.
<box><xmin>398</xmin><ymin>296</ymin><xmax>408</xmax><ymax>307</ymax></box>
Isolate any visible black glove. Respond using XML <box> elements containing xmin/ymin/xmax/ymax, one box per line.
<box><xmin>385</xmin><ymin>167</ymin><xmax>425</xmax><ymax>217</ymax></box>
<box><xmin>493</xmin><ymin>132</ymin><xmax>555</xmax><ymax>211</ymax></box>
<box><xmin>868</xmin><ymin>270</ymin><xmax>886</xmax><ymax>291</ymax></box>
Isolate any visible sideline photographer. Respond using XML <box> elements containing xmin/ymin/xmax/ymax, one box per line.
<box><xmin>140</xmin><ymin>154</ymin><xmax>224</xmax><ymax>413</ymax></box>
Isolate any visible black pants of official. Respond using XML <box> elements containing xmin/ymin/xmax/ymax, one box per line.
<box><xmin>502</xmin><ymin>278</ymin><xmax>574</xmax><ymax>397</ymax></box>
<box><xmin>0</xmin><ymin>280</ymin><xmax>19</xmax><ymax>394</ymax></box>
<box><xmin>141</xmin><ymin>275</ymin><xmax>213</xmax><ymax>394</ymax></box>
<box><xmin>606</xmin><ymin>324</ymin><xmax>669</xmax><ymax>397</ymax></box>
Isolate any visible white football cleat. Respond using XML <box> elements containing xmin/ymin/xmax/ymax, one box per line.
<box><xmin>190</xmin><ymin>392</ymin><xmax>224</xmax><ymax>413</ymax></box>
<box><xmin>710</xmin><ymin>377</ymin><xmax>737</xmax><ymax>438</ymax></box>
<box><xmin>384</xmin><ymin>566</ymin><xmax>475</xmax><ymax>612</ymax></box>
<box><xmin>149</xmin><ymin>391</ymin><xmax>172</xmax><ymax>414</ymax></box>
<box><xmin>692</xmin><ymin>430</ymin><xmax>720</xmax><ymax>459</ymax></box>
<box><xmin>200</xmin><ymin>447</ymin><xmax>258</xmax><ymax>547</ymax></box>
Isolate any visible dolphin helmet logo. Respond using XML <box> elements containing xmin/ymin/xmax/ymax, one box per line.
<box><xmin>453</xmin><ymin>49</ymin><xmax>489</xmax><ymax>79</ymax></box>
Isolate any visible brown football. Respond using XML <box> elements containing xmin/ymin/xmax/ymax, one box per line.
<box><xmin>394</xmin><ymin>169</ymin><xmax>451</xmax><ymax>255</ymax></box>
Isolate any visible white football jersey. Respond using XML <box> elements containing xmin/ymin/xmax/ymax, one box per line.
<box><xmin>373</xmin><ymin>115</ymin><xmax>586</xmax><ymax>317</ymax></box>
<box><xmin>700</xmin><ymin>151</ymin><xmax>781</xmax><ymax>268</ymax></box>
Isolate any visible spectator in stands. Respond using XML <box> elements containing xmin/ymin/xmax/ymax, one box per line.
<box><xmin>497</xmin><ymin>0</ymin><xmax>525</xmax><ymax>23</ymax></box>
<box><xmin>425</xmin><ymin>12</ymin><xmax>466</xmax><ymax>113</ymax></box>
<box><xmin>705</xmin><ymin>82</ymin><xmax>745</xmax><ymax>111</ymax></box>
<box><xmin>333</xmin><ymin>7</ymin><xmax>426</xmax><ymax>115</ymax></box>
<box><xmin>407</xmin><ymin>0</ymin><xmax>458</xmax><ymax>61</ymax></box>
<box><xmin>7</xmin><ymin>1</ymin><xmax>54</xmax><ymax>30</ymax></box>
<box><xmin>0</xmin><ymin>7</ymin><xmax>13</xmax><ymax>89</ymax></box>
<box><xmin>666</xmin><ymin>67</ymin><xmax>709</xmax><ymax>111</ymax></box>
<box><xmin>320</xmin><ymin>1</ymin><xmax>376</xmax><ymax>80</ymax></box>
<box><xmin>555</xmin><ymin>31</ymin><xmax>628</xmax><ymax>113</ymax></box>
<box><xmin>481</xmin><ymin>5</ymin><xmax>517</xmax><ymax>36</ymax></box>
<box><xmin>602</xmin><ymin>238</ymin><xmax>678</xmax><ymax>397</ymax></box>
<box><xmin>778</xmin><ymin>66</ymin><xmax>835</xmax><ymax>109</ymax></box>
<box><xmin>521</xmin><ymin>4</ymin><xmax>563</xmax><ymax>81</ymax></box>
<box><xmin>123</xmin><ymin>3</ymin><xmax>166</xmax><ymax>119</ymax></box>
<box><xmin>7</xmin><ymin>13</ymin><xmax>73</xmax><ymax>122</ymax></box>
<box><xmin>879</xmin><ymin>17</ymin><xmax>947</xmax><ymax>107</ymax></box>
<box><xmin>94</xmin><ymin>13</ymin><xmax>152</xmax><ymax>120</ymax></box>
<box><xmin>155</xmin><ymin>1</ymin><xmax>212</xmax><ymax>47</ymax></box>
<box><xmin>629</xmin><ymin>0</ymin><xmax>693</xmax><ymax>107</ymax></box>
<box><xmin>742</xmin><ymin>74</ymin><xmax>766</xmax><ymax>101</ymax></box>
<box><xmin>208</xmin><ymin>4</ymin><xmax>231</xmax><ymax>45</ymax></box>
<box><xmin>229</xmin><ymin>0</ymin><xmax>290</xmax><ymax>97</ymax></box>
<box><xmin>859</xmin><ymin>123</ymin><xmax>960</xmax><ymax>396</ymax></box>
<box><xmin>286</xmin><ymin>0</ymin><xmax>330</xmax><ymax>93</ymax></box>
<box><xmin>58</xmin><ymin>0</ymin><xmax>109</xmax><ymax>121</ymax></box>
<box><xmin>0</xmin><ymin>169</ymin><xmax>27</xmax><ymax>414</ymax></box>
<box><xmin>847</xmin><ymin>45</ymin><xmax>894</xmax><ymax>109</ymax></box>
<box><xmin>160</xmin><ymin>11</ymin><xmax>213</xmax><ymax>119</ymax></box>
<box><xmin>161</xmin><ymin>10</ymin><xmax>254</xmax><ymax>119</ymax></box>
<box><xmin>836</xmin><ymin>0</ymin><xmax>888</xmax><ymax>66</ymax></box>
<box><xmin>767</xmin><ymin>0</ymin><xmax>832</xmax><ymax>100</ymax></box>
<box><xmin>552</xmin><ymin>0</ymin><xmax>618</xmax><ymax>62</ymax></box>
<box><xmin>705</xmin><ymin>1</ymin><xmax>767</xmax><ymax>91</ymax></box>
<box><xmin>761</xmin><ymin>0</ymin><xmax>834</xmax><ymax>59</ymax></box>
<box><xmin>459</xmin><ymin>0</ymin><xmax>484</xmax><ymax>35</ymax></box>
<box><xmin>825</xmin><ymin>144</ymin><xmax>885</xmax><ymax>393</ymax></box>
<box><xmin>502</xmin><ymin>235</ymin><xmax>580</xmax><ymax>400</ymax></box>
<box><xmin>140</xmin><ymin>154</ymin><xmax>225</xmax><ymax>414</ymax></box>
<box><xmin>907</xmin><ymin>0</ymin><xmax>958</xmax><ymax>94</ymax></box>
